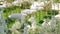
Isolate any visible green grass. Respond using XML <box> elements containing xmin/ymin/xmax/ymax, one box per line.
<box><xmin>33</xmin><ymin>10</ymin><xmax>47</xmax><ymax>26</ymax></box>
<box><xmin>33</xmin><ymin>10</ymin><xmax>58</xmax><ymax>26</ymax></box>
<box><xmin>4</xmin><ymin>6</ymin><xmax>23</xmax><ymax>19</ymax></box>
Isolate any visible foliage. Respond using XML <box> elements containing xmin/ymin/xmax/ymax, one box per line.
<box><xmin>6</xmin><ymin>0</ymin><xmax>14</xmax><ymax>3</ymax></box>
<box><xmin>3</xmin><ymin>6</ymin><xmax>58</xmax><ymax>28</ymax></box>
<box><xmin>21</xmin><ymin>1</ymin><xmax>31</xmax><ymax>9</ymax></box>
<box><xmin>3</xmin><ymin>6</ymin><xmax>23</xmax><ymax>28</ymax></box>
<box><xmin>4</xmin><ymin>6</ymin><xmax>22</xmax><ymax>19</ymax></box>
<box><xmin>47</xmin><ymin>10</ymin><xmax>58</xmax><ymax>15</ymax></box>
<box><xmin>3</xmin><ymin>1</ymin><xmax>59</xmax><ymax>33</ymax></box>
<box><xmin>39</xmin><ymin>16</ymin><xmax>60</xmax><ymax>34</ymax></box>
<box><xmin>55</xmin><ymin>0</ymin><xmax>60</xmax><ymax>3</ymax></box>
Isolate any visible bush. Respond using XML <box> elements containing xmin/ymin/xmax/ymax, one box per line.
<box><xmin>39</xmin><ymin>20</ymin><xmax>44</xmax><ymax>24</ymax></box>
<box><xmin>47</xmin><ymin>10</ymin><xmax>58</xmax><ymax>15</ymax></box>
<box><xmin>44</xmin><ymin>16</ymin><xmax>51</xmax><ymax>19</ymax></box>
<box><xmin>55</xmin><ymin>0</ymin><xmax>60</xmax><ymax>3</ymax></box>
<box><xmin>21</xmin><ymin>1</ymin><xmax>31</xmax><ymax>9</ymax></box>
<box><xmin>5</xmin><ymin>18</ymin><xmax>15</xmax><ymax>28</ymax></box>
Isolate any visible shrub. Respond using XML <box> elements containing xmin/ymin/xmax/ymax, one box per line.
<box><xmin>21</xmin><ymin>1</ymin><xmax>31</xmax><ymax>9</ymax></box>
<box><xmin>39</xmin><ymin>20</ymin><xmax>44</xmax><ymax>24</ymax></box>
<box><xmin>44</xmin><ymin>16</ymin><xmax>51</xmax><ymax>19</ymax></box>
<box><xmin>47</xmin><ymin>10</ymin><xmax>58</xmax><ymax>15</ymax></box>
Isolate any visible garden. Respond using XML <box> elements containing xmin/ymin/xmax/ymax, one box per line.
<box><xmin>0</xmin><ymin>0</ymin><xmax>60</xmax><ymax>34</ymax></box>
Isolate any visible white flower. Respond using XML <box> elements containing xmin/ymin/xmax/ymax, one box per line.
<box><xmin>30</xmin><ymin>1</ymin><xmax>45</xmax><ymax>7</ymax></box>
<box><xmin>28</xmin><ymin>17</ymin><xmax>37</xmax><ymax>30</ymax></box>
<box><xmin>37</xmin><ymin>2</ymin><xmax>45</xmax><ymax>7</ymax></box>
<box><xmin>37</xmin><ymin>7</ymin><xmax>44</xmax><ymax>10</ymax></box>
<box><xmin>30</xmin><ymin>1</ymin><xmax>44</xmax><ymax>10</ymax></box>
<box><xmin>28</xmin><ymin>17</ymin><xmax>36</xmax><ymax>22</ymax></box>
<box><xmin>12</xmin><ymin>21</ymin><xmax>21</xmax><ymax>30</ymax></box>
<box><xmin>55</xmin><ymin>14</ymin><xmax>60</xmax><ymax>19</ymax></box>
<box><xmin>12</xmin><ymin>0</ymin><xmax>21</xmax><ymax>6</ymax></box>
<box><xmin>52</xmin><ymin>3</ymin><xmax>60</xmax><ymax>10</ymax></box>
<box><xmin>27</xmin><ymin>25</ymin><xmax>31</xmax><ymax>30</ymax></box>
<box><xmin>21</xmin><ymin>9</ymin><xmax>37</xmax><ymax>15</ymax></box>
<box><xmin>0</xmin><ymin>1</ymin><xmax>6</xmax><ymax>8</ymax></box>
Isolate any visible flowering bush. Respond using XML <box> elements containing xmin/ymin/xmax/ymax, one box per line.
<box><xmin>39</xmin><ymin>16</ymin><xmax>60</xmax><ymax>34</ymax></box>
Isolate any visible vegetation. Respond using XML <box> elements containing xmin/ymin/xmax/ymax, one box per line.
<box><xmin>21</xmin><ymin>1</ymin><xmax>31</xmax><ymax>9</ymax></box>
<box><xmin>3</xmin><ymin>6</ymin><xmax>23</xmax><ymax>28</ymax></box>
<box><xmin>3</xmin><ymin>6</ymin><xmax>58</xmax><ymax>28</ymax></box>
<box><xmin>2</xmin><ymin>0</ymin><xmax>59</xmax><ymax>34</ymax></box>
